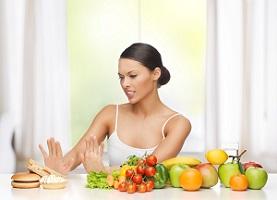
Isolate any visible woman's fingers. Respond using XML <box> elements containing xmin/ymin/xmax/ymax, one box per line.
<box><xmin>50</xmin><ymin>138</ymin><xmax>56</xmax><ymax>156</ymax></box>
<box><xmin>93</xmin><ymin>136</ymin><xmax>99</xmax><ymax>154</ymax></box>
<box><xmin>39</xmin><ymin>144</ymin><xmax>48</xmax><ymax>159</ymax></box>
<box><xmin>55</xmin><ymin>141</ymin><xmax>63</xmax><ymax>158</ymax></box>
<box><xmin>46</xmin><ymin>138</ymin><xmax>62</xmax><ymax>157</ymax></box>
<box><xmin>99</xmin><ymin>142</ymin><xmax>104</xmax><ymax>157</ymax></box>
<box><xmin>86</xmin><ymin>138</ymin><xmax>91</xmax><ymax>153</ymax></box>
<box><xmin>47</xmin><ymin>138</ymin><xmax>53</xmax><ymax>155</ymax></box>
<box><xmin>87</xmin><ymin>136</ymin><xmax>95</xmax><ymax>154</ymax></box>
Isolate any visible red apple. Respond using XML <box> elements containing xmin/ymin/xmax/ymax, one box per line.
<box><xmin>243</xmin><ymin>161</ymin><xmax>263</xmax><ymax>171</ymax></box>
<box><xmin>195</xmin><ymin>163</ymin><xmax>218</xmax><ymax>188</ymax></box>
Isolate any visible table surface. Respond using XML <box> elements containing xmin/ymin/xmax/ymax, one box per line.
<box><xmin>1</xmin><ymin>173</ymin><xmax>276</xmax><ymax>200</ymax></box>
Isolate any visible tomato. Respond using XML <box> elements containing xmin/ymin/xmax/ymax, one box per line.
<box><xmin>127</xmin><ymin>182</ymin><xmax>136</xmax><ymax>194</ymax></box>
<box><xmin>137</xmin><ymin>159</ymin><xmax>146</xmax><ymax>165</ymax></box>
<box><xmin>132</xmin><ymin>174</ymin><xmax>142</xmax><ymax>184</ymax></box>
<box><xmin>146</xmin><ymin>180</ymin><xmax>155</xmax><ymax>192</ymax></box>
<box><xmin>125</xmin><ymin>169</ymin><xmax>135</xmax><ymax>178</ymax></box>
<box><xmin>136</xmin><ymin>165</ymin><xmax>145</xmax><ymax>175</ymax></box>
<box><xmin>118</xmin><ymin>182</ymin><xmax>127</xmax><ymax>192</ymax></box>
<box><xmin>137</xmin><ymin>183</ymin><xmax>147</xmax><ymax>193</ymax></box>
<box><xmin>146</xmin><ymin>155</ymin><xmax>157</xmax><ymax>166</ymax></box>
<box><xmin>145</xmin><ymin>166</ymin><xmax>156</xmax><ymax>177</ymax></box>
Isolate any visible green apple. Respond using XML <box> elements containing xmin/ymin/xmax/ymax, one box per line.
<box><xmin>195</xmin><ymin>163</ymin><xmax>218</xmax><ymax>188</ymax></box>
<box><xmin>218</xmin><ymin>162</ymin><xmax>241</xmax><ymax>187</ymax></box>
<box><xmin>245</xmin><ymin>167</ymin><xmax>268</xmax><ymax>190</ymax></box>
<box><xmin>169</xmin><ymin>164</ymin><xmax>189</xmax><ymax>187</ymax></box>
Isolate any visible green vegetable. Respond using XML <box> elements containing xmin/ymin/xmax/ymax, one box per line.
<box><xmin>121</xmin><ymin>155</ymin><xmax>141</xmax><ymax>166</ymax></box>
<box><xmin>154</xmin><ymin>164</ymin><xmax>169</xmax><ymax>189</ymax></box>
<box><xmin>112</xmin><ymin>169</ymin><xmax>120</xmax><ymax>179</ymax></box>
<box><xmin>86</xmin><ymin>171</ymin><xmax>112</xmax><ymax>189</ymax></box>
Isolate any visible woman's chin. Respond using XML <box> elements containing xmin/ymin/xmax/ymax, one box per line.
<box><xmin>128</xmin><ymin>98</ymin><xmax>138</xmax><ymax>104</ymax></box>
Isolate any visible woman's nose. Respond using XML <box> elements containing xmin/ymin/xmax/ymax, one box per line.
<box><xmin>121</xmin><ymin>78</ymin><xmax>130</xmax><ymax>88</ymax></box>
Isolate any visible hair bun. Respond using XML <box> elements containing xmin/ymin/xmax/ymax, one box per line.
<box><xmin>158</xmin><ymin>66</ymin><xmax>171</xmax><ymax>86</ymax></box>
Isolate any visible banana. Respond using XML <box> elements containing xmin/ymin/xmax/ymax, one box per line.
<box><xmin>161</xmin><ymin>156</ymin><xmax>201</xmax><ymax>169</ymax></box>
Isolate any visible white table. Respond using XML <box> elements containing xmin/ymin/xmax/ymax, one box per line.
<box><xmin>1</xmin><ymin>173</ymin><xmax>276</xmax><ymax>200</ymax></box>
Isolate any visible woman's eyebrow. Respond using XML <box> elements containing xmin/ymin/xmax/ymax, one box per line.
<box><xmin>118</xmin><ymin>70</ymin><xmax>137</xmax><ymax>76</ymax></box>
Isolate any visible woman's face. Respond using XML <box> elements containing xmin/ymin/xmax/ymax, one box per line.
<box><xmin>118</xmin><ymin>58</ymin><xmax>158</xmax><ymax>104</ymax></box>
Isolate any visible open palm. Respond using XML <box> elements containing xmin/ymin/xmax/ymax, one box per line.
<box><xmin>80</xmin><ymin>136</ymin><xmax>105</xmax><ymax>173</ymax></box>
<box><xmin>39</xmin><ymin>138</ymin><xmax>73</xmax><ymax>175</ymax></box>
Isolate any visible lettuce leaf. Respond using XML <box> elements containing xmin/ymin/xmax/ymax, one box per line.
<box><xmin>86</xmin><ymin>171</ymin><xmax>112</xmax><ymax>189</ymax></box>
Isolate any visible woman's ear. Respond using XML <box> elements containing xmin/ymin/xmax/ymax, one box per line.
<box><xmin>152</xmin><ymin>67</ymin><xmax>161</xmax><ymax>81</ymax></box>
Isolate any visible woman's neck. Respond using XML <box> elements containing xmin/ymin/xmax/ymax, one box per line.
<box><xmin>130</xmin><ymin>90</ymin><xmax>164</xmax><ymax>118</ymax></box>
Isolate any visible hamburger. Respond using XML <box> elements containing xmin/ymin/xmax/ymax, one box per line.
<box><xmin>11</xmin><ymin>172</ymin><xmax>40</xmax><ymax>189</ymax></box>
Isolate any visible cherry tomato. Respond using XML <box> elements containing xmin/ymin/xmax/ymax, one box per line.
<box><xmin>127</xmin><ymin>182</ymin><xmax>136</xmax><ymax>194</ymax></box>
<box><xmin>118</xmin><ymin>182</ymin><xmax>127</xmax><ymax>192</ymax></box>
<box><xmin>125</xmin><ymin>169</ymin><xmax>135</xmax><ymax>178</ymax></box>
<box><xmin>132</xmin><ymin>174</ymin><xmax>142</xmax><ymax>184</ymax></box>
<box><xmin>146</xmin><ymin>155</ymin><xmax>157</xmax><ymax>166</ymax></box>
<box><xmin>146</xmin><ymin>180</ymin><xmax>154</xmax><ymax>192</ymax></box>
<box><xmin>136</xmin><ymin>165</ymin><xmax>145</xmax><ymax>175</ymax></box>
<box><xmin>145</xmin><ymin>166</ymin><xmax>156</xmax><ymax>177</ymax></box>
<box><xmin>137</xmin><ymin>183</ymin><xmax>147</xmax><ymax>193</ymax></box>
<box><xmin>137</xmin><ymin>159</ymin><xmax>146</xmax><ymax>165</ymax></box>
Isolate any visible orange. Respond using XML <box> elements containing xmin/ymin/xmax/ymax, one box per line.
<box><xmin>230</xmin><ymin>174</ymin><xmax>248</xmax><ymax>191</ymax></box>
<box><xmin>179</xmin><ymin>168</ymin><xmax>203</xmax><ymax>191</ymax></box>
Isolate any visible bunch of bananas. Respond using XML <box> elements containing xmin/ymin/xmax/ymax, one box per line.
<box><xmin>162</xmin><ymin>156</ymin><xmax>201</xmax><ymax>170</ymax></box>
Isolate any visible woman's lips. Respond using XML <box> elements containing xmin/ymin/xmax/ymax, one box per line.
<box><xmin>125</xmin><ymin>91</ymin><xmax>135</xmax><ymax>99</ymax></box>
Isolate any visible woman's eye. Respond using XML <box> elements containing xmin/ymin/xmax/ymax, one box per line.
<box><xmin>129</xmin><ymin>75</ymin><xmax>137</xmax><ymax>78</ymax></box>
<box><xmin>118</xmin><ymin>76</ymin><xmax>124</xmax><ymax>80</ymax></box>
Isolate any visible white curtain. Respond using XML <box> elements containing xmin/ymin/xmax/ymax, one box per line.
<box><xmin>206</xmin><ymin>0</ymin><xmax>277</xmax><ymax>172</ymax></box>
<box><xmin>0</xmin><ymin>0</ymin><xmax>69</xmax><ymax>172</ymax></box>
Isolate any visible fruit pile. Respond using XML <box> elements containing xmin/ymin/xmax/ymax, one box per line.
<box><xmin>215</xmin><ymin>149</ymin><xmax>268</xmax><ymax>191</ymax></box>
<box><xmin>160</xmin><ymin>148</ymin><xmax>268</xmax><ymax>192</ymax></box>
<box><xmin>86</xmin><ymin>148</ymin><xmax>268</xmax><ymax>193</ymax></box>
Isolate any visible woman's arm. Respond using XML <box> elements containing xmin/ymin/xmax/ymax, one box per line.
<box><xmin>152</xmin><ymin>116</ymin><xmax>191</xmax><ymax>163</ymax></box>
<box><xmin>80</xmin><ymin>135</ymin><xmax>120</xmax><ymax>173</ymax></box>
<box><xmin>66</xmin><ymin>105</ymin><xmax>115</xmax><ymax>170</ymax></box>
<box><xmin>39</xmin><ymin>105</ymin><xmax>115</xmax><ymax>174</ymax></box>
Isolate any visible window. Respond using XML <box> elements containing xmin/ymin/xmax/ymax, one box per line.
<box><xmin>68</xmin><ymin>0</ymin><xmax>206</xmax><ymax>152</ymax></box>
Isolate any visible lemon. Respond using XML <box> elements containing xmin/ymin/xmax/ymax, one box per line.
<box><xmin>205</xmin><ymin>149</ymin><xmax>228</xmax><ymax>165</ymax></box>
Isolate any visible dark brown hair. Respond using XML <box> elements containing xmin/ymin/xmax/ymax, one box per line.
<box><xmin>120</xmin><ymin>43</ymin><xmax>170</xmax><ymax>87</ymax></box>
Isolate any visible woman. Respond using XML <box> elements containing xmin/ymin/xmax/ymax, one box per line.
<box><xmin>39</xmin><ymin>43</ymin><xmax>191</xmax><ymax>174</ymax></box>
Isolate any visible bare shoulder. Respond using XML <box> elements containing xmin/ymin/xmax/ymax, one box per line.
<box><xmin>166</xmin><ymin>114</ymin><xmax>192</xmax><ymax>136</ymax></box>
<box><xmin>99</xmin><ymin>104</ymin><xmax>116</xmax><ymax>114</ymax></box>
<box><xmin>94</xmin><ymin>104</ymin><xmax>116</xmax><ymax>122</ymax></box>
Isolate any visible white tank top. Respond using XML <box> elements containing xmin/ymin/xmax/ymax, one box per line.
<box><xmin>107</xmin><ymin>105</ymin><xmax>181</xmax><ymax>166</ymax></box>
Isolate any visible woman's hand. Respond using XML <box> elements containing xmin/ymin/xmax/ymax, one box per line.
<box><xmin>80</xmin><ymin>136</ymin><xmax>105</xmax><ymax>173</ymax></box>
<box><xmin>39</xmin><ymin>138</ymin><xmax>74</xmax><ymax>175</ymax></box>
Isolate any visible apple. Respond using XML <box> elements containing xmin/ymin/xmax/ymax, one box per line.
<box><xmin>169</xmin><ymin>164</ymin><xmax>189</xmax><ymax>187</ymax></box>
<box><xmin>195</xmin><ymin>163</ymin><xmax>218</xmax><ymax>188</ymax></box>
<box><xmin>218</xmin><ymin>162</ymin><xmax>241</xmax><ymax>187</ymax></box>
<box><xmin>243</xmin><ymin>161</ymin><xmax>263</xmax><ymax>171</ymax></box>
<box><xmin>245</xmin><ymin>167</ymin><xmax>268</xmax><ymax>190</ymax></box>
